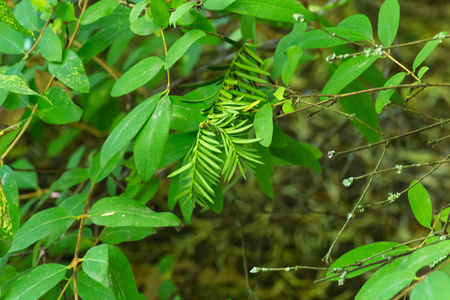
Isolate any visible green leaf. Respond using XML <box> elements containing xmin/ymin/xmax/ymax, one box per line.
<box><xmin>90</xmin><ymin>148</ymin><xmax>125</xmax><ymax>183</ymax></box>
<box><xmin>90</xmin><ymin>197</ymin><xmax>181</xmax><ymax>228</ymax></box>
<box><xmin>204</xmin><ymin>0</ymin><xmax>235</xmax><ymax>10</ymax></box>
<box><xmin>356</xmin><ymin>269</ymin><xmax>415</xmax><ymax>300</ymax></box>
<box><xmin>100</xmin><ymin>93</ymin><xmax>161</xmax><ymax>167</ymax></box>
<box><xmin>59</xmin><ymin>193</ymin><xmax>88</xmax><ymax>216</ymax></box>
<box><xmin>159</xmin><ymin>131</ymin><xmax>197</xmax><ymax>168</ymax></box>
<box><xmin>165</xmin><ymin>30</ymin><xmax>206</xmax><ymax>69</ymax></box>
<box><xmin>282</xmin><ymin>100</ymin><xmax>295</xmax><ymax>114</ymax></box>
<box><xmin>3</xmin><ymin>264</ymin><xmax>67</xmax><ymax>300</ymax></box>
<box><xmin>227</xmin><ymin>0</ymin><xmax>316</xmax><ymax>23</ymax></box>
<box><xmin>253</xmin><ymin>143</ymin><xmax>273</xmax><ymax>197</ymax></box>
<box><xmin>413</xmin><ymin>32</ymin><xmax>446</xmax><ymax>70</ymax></box>
<box><xmin>150</xmin><ymin>0</ymin><xmax>170</xmax><ymax>29</ymax></box>
<box><xmin>272</xmin><ymin>23</ymin><xmax>307</xmax><ymax>79</ymax></box>
<box><xmin>49</xmin><ymin>50</ymin><xmax>90</xmax><ymax>93</ymax></box>
<box><xmin>0</xmin><ymin>22</ymin><xmax>25</xmax><ymax>54</ymax></box>
<box><xmin>169</xmin><ymin>2</ymin><xmax>196</xmax><ymax>26</ymax></box>
<box><xmin>129</xmin><ymin>0</ymin><xmax>147</xmax><ymax>25</ymax></box>
<box><xmin>322</xmin><ymin>55</ymin><xmax>379</xmax><ymax>96</ymax></box>
<box><xmin>0</xmin><ymin>0</ymin><xmax>34</xmax><ymax>37</ymax></box>
<box><xmin>410</xmin><ymin>271</ymin><xmax>450</xmax><ymax>300</ymax></box>
<box><xmin>0</xmin><ymin>183</ymin><xmax>13</xmax><ymax>257</ymax></box>
<box><xmin>82</xmin><ymin>244</ymin><xmax>139</xmax><ymax>300</ymax></box>
<box><xmin>50</xmin><ymin>168</ymin><xmax>89</xmax><ymax>191</ymax></box>
<box><xmin>206</xmin><ymin>182</ymin><xmax>223</xmax><ymax>213</ymax></box>
<box><xmin>40</xmin><ymin>28</ymin><xmax>62</xmax><ymax>62</ymax></box>
<box><xmin>270</xmin><ymin>134</ymin><xmax>321</xmax><ymax>173</ymax></box>
<box><xmin>134</xmin><ymin>94</ymin><xmax>172</xmax><ymax>182</ymax></box>
<box><xmin>76</xmin><ymin>270</ymin><xmax>115</xmax><ymax>300</ymax></box>
<box><xmin>326</xmin><ymin>242</ymin><xmax>409</xmax><ymax>280</ymax></box>
<box><xmin>0</xmin><ymin>166</ymin><xmax>19</xmax><ymax>232</ymax></box>
<box><xmin>240</xmin><ymin>15</ymin><xmax>256</xmax><ymax>42</ymax></box>
<box><xmin>337</xmin><ymin>14</ymin><xmax>373</xmax><ymax>42</ymax></box>
<box><xmin>254</xmin><ymin>103</ymin><xmax>273</xmax><ymax>147</ymax></box>
<box><xmin>375</xmin><ymin>72</ymin><xmax>406</xmax><ymax>113</ymax></box>
<box><xmin>418</xmin><ymin>66</ymin><xmax>429</xmax><ymax>80</ymax></box>
<box><xmin>0</xmin><ymin>74</ymin><xmax>41</xmax><ymax>96</ymax></box>
<box><xmin>100</xmin><ymin>226</ymin><xmax>156</xmax><ymax>244</ymax></box>
<box><xmin>378</xmin><ymin>0</ymin><xmax>400</xmax><ymax>47</ymax></box>
<box><xmin>55</xmin><ymin>1</ymin><xmax>76</xmax><ymax>21</ymax></box>
<box><xmin>130</xmin><ymin>16</ymin><xmax>159</xmax><ymax>36</ymax></box>
<box><xmin>14</xmin><ymin>0</ymin><xmax>38</xmax><ymax>32</ymax></box>
<box><xmin>9</xmin><ymin>207</ymin><xmax>74</xmax><ymax>252</ymax></box>
<box><xmin>281</xmin><ymin>45</ymin><xmax>303</xmax><ymax>85</ymax></box>
<box><xmin>37</xmin><ymin>87</ymin><xmax>83</xmax><ymax>124</ymax></box>
<box><xmin>111</xmin><ymin>57</ymin><xmax>164</xmax><ymax>97</ymax></box>
<box><xmin>408</xmin><ymin>180</ymin><xmax>432</xmax><ymax>228</ymax></box>
<box><xmin>81</xmin><ymin>0</ymin><xmax>119</xmax><ymax>24</ymax></box>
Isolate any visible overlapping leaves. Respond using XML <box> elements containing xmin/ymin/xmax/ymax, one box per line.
<box><xmin>169</xmin><ymin>43</ymin><xmax>271</xmax><ymax>206</ymax></box>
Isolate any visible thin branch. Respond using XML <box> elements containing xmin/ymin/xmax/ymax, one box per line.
<box><xmin>322</xmin><ymin>146</ymin><xmax>388</xmax><ymax>264</ymax></box>
<box><xmin>22</xmin><ymin>7</ymin><xmax>55</xmax><ymax>60</ymax></box>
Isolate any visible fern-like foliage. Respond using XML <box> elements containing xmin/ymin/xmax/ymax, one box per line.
<box><xmin>169</xmin><ymin>43</ymin><xmax>272</xmax><ymax>206</ymax></box>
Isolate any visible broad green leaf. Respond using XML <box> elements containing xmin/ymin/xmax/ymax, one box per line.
<box><xmin>165</xmin><ymin>30</ymin><xmax>206</xmax><ymax>69</ymax></box>
<box><xmin>404</xmin><ymin>240</ymin><xmax>450</xmax><ymax>273</ymax></box>
<box><xmin>90</xmin><ymin>148</ymin><xmax>125</xmax><ymax>183</ymax></box>
<box><xmin>38</xmin><ymin>87</ymin><xmax>83</xmax><ymax>124</ymax></box>
<box><xmin>11</xmin><ymin>159</ymin><xmax>38</xmax><ymax>189</ymax></box>
<box><xmin>338</xmin><ymin>14</ymin><xmax>373</xmax><ymax>42</ymax></box>
<box><xmin>81</xmin><ymin>0</ymin><xmax>119</xmax><ymax>24</ymax></box>
<box><xmin>40</xmin><ymin>28</ymin><xmax>62</xmax><ymax>62</ymax></box>
<box><xmin>14</xmin><ymin>0</ymin><xmax>38</xmax><ymax>32</ymax></box>
<box><xmin>241</xmin><ymin>15</ymin><xmax>256</xmax><ymax>42</ymax></box>
<box><xmin>3</xmin><ymin>264</ymin><xmax>66</xmax><ymax>300</ymax></box>
<box><xmin>130</xmin><ymin>0</ymin><xmax>148</xmax><ymax>24</ymax></box>
<box><xmin>111</xmin><ymin>57</ymin><xmax>164</xmax><ymax>97</ymax></box>
<box><xmin>410</xmin><ymin>271</ymin><xmax>450</xmax><ymax>300</ymax></box>
<box><xmin>375</xmin><ymin>72</ymin><xmax>406</xmax><ymax>113</ymax></box>
<box><xmin>254</xmin><ymin>143</ymin><xmax>273</xmax><ymax>197</ymax></box>
<box><xmin>254</xmin><ymin>103</ymin><xmax>273</xmax><ymax>147</ymax></box>
<box><xmin>326</xmin><ymin>242</ymin><xmax>409</xmax><ymax>280</ymax></box>
<box><xmin>100</xmin><ymin>93</ymin><xmax>161</xmax><ymax>167</ymax></box>
<box><xmin>227</xmin><ymin>0</ymin><xmax>316</xmax><ymax>23</ymax></box>
<box><xmin>203</xmin><ymin>0</ymin><xmax>235</xmax><ymax>10</ymax></box>
<box><xmin>272</xmin><ymin>23</ymin><xmax>307</xmax><ymax>79</ymax></box>
<box><xmin>78</xmin><ymin>22</ymin><xmax>130</xmax><ymax>63</ymax></box>
<box><xmin>408</xmin><ymin>180</ymin><xmax>432</xmax><ymax>228</ymax></box>
<box><xmin>100</xmin><ymin>226</ymin><xmax>156</xmax><ymax>244</ymax></box>
<box><xmin>82</xmin><ymin>244</ymin><xmax>139</xmax><ymax>300</ymax></box>
<box><xmin>181</xmin><ymin>12</ymin><xmax>221</xmax><ymax>45</ymax></box>
<box><xmin>59</xmin><ymin>193</ymin><xmax>88</xmax><ymax>216</ymax></box>
<box><xmin>50</xmin><ymin>168</ymin><xmax>89</xmax><ymax>191</ymax></box>
<box><xmin>270</xmin><ymin>134</ymin><xmax>321</xmax><ymax>173</ymax></box>
<box><xmin>49</xmin><ymin>50</ymin><xmax>90</xmax><ymax>93</ymax></box>
<box><xmin>282</xmin><ymin>100</ymin><xmax>295</xmax><ymax>114</ymax></box>
<box><xmin>0</xmin><ymin>0</ymin><xmax>34</xmax><ymax>37</ymax></box>
<box><xmin>55</xmin><ymin>1</ymin><xmax>76</xmax><ymax>21</ymax></box>
<box><xmin>76</xmin><ymin>271</ymin><xmax>115</xmax><ymax>300</ymax></box>
<box><xmin>169</xmin><ymin>2</ymin><xmax>196</xmax><ymax>26</ymax></box>
<box><xmin>322</xmin><ymin>55</ymin><xmax>379</xmax><ymax>96</ymax></box>
<box><xmin>281</xmin><ymin>45</ymin><xmax>303</xmax><ymax>85</ymax></box>
<box><xmin>0</xmin><ymin>74</ymin><xmax>41</xmax><ymax>96</ymax></box>
<box><xmin>355</xmin><ymin>269</ymin><xmax>414</xmax><ymax>300</ymax></box>
<box><xmin>0</xmin><ymin>22</ymin><xmax>25</xmax><ymax>54</ymax></box>
<box><xmin>338</xmin><ymin>72</ymin><xmax>380</xmax><ymax>143</ymax></box>
<box><xmin>150</xmin><ymin>0</ymin><xmax>169</xmax><ymax>29</ymax></box>
<box><xmin>0</xmin><ymin>183</ymin><xmax>13</xmax><ymax>257</ymax></box>
<box><xmin>130</xmin><ymin>16</ymin><xmax>159</xmax><ymax>36</ymax></box>
<box><xmin>0</xmin><ymin>166</ymin><xmax>19</xmax><ymax>232</ymax></box>
<box><xmin>9</xmin><ymin>207</ymin><xmax>74</xmax><ymax>252</ymax></box>
<box><xmin>159</xmin><ymin>131</ymin><xmax>197</xmax><ymax>168</ymax></box>
<box><xmin>90</xmin><ymin>197</ymin><xmax>181</xmax><ymax>227</ymax></box>
<box><xmin>378</xmin><ymin>0</ymin><xmax>400</xmax><ymax>47</ymax></box>
<box><xmin>413</xmin><ymin>32</ymin><xmax>446</xmax><ymax>70</ymax></box>
<box><xmin>418</xmin><ymin>66</ymin><xmax>429</xmax><ymax>80</ymax></box>
<box><xmin>134</xmin><ymin>94</ymin><xmax>172</xmax><ymax>182</ymax></box>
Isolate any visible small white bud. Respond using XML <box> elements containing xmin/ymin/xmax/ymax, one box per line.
<box><xmin>250</xmin><ymin>267</ymin><xmax>259</xmax><ymax>273</ymax></box>
<box><xmin>395</xmin><ymin>165</ymin><xmax>403</xmax><ymax>174</ymax></box>
<box><xmin>342</xmin><ymin>177</ymin><xmax>354</xmax><ymax>187</ymax></box>
<box><xmin>327</xmin><ymin>150</ymin><xmax>336</xmax><ymax>159</ymax></box>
